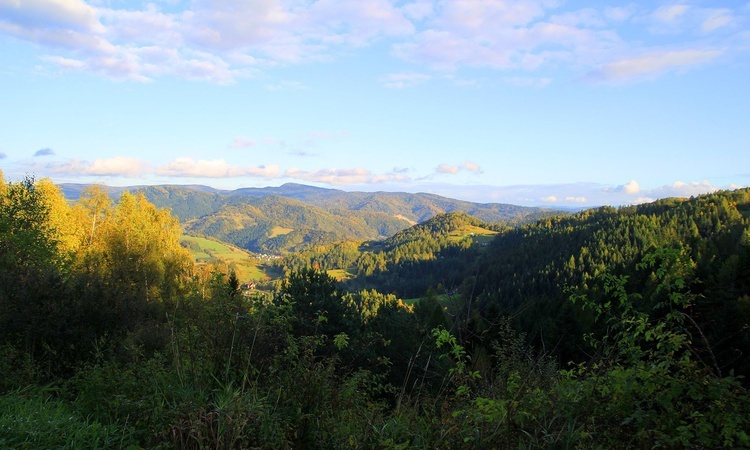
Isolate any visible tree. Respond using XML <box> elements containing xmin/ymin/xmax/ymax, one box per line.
<box><xmin>276</xmin><ymin>268</ymin><xmax>356</xmax><ymax>339</ymax></box>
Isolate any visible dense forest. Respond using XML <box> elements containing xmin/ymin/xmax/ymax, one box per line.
<box><xmin>2</xmin><ymin>173</ymin><xmax>750</xmax><ymax>448</ymax></box>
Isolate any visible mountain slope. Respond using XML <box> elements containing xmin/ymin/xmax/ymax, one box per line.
<box><xmin>60</xmin><ymin>183</ymin><xmax>562</xmax><ymax>254</ymax></box>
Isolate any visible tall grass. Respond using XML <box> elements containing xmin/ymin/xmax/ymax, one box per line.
<box><xmin>0</xmin><ymin>387</ymin><xmax>131</xmax><ymax>449</ymax></box>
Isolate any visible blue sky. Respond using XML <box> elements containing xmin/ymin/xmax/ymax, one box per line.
<box><xmin>0</xmin><ymin>0</ymin><xmax>748</xmax><ymax>207</ymax></box>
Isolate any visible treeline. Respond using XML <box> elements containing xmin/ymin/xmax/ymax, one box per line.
<box><xmin>2</xmin><ymin>175</ymin><xmax>750</xmax><ymax>448</ymax></box>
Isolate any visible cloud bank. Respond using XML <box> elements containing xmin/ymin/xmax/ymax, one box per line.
<box><xmin>0</xmin><ymin>0</ymin><xmax>745</xmax><ymax>84</ymax></box>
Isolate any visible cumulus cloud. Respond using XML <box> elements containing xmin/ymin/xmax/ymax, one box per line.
<box><xmin>436</xmin><ymin>164</ymin><xmax>460</xmax><ymax>175</ymax></box>
<box><xmin>403</xmin><ymin>1</ymin><xmax>434</xmax><ymax>22</ymax></box>
<box><xmin>34</xmin><ymin>148</ymin><xmax>55</xmax><ymax>157</ymax></box>
<box><xmin>646</xmin><ymin>180</ymin><xmax>719</xmax><ymax>199</ymax></box>
<box><xmin>630</xmin><ymin>196</ymin><xmax>656</xmax><ymax>204</ymax></box>
<box><xmin>156</xmin><ymin>157</ymin><xmax>280</xmax><ymax>178</ymax></box>
<box><xmin>541</xmin><ymin>195</ymin><xmax>558</xmax><ymax>203</ymax></box>
<box><xmin>184</xmin><ymin>0</ymin><xmax>413</xmax><ymax>61</ymax></box>
<box><xmin>587</xmin><ymin>49</ymin><xmax>723</xmax><ymax>83</ymax></box>
<box><xmin>285</xmin><ymin>167</ymin><xmax>409</xmax><ymax>185</ymax></box>
<box><xmin>1</xmin><ymin>0</ymin><xmax>744</xmax><ymax>83</ymax></box>
<box><xmin>623</xmin><ymin>180</ymin><xmax>640</xmax><ymax>194</ymax></box>
<box><xmin>436</xmin><ymin>161</ymin><xmax>482</xmax><ymax>175</ymax></box>
<box><xmin>46</xmin><ymin>156</ymin><xmax>149</xmax><ymax>177</ymax></box>
<box><xmin>392</xmin><ymin>1</ymin><xmax>624</xmax><ymax>72</ymax></box>
<box><xmin>0</xmin><ymin>0</ymin><xmax>103</xmax><ymax>33</ymax></box>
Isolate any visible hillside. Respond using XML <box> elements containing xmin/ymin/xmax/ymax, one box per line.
<box><xmin>279</xmin><ymin>188</ymin><xmax>750</xmax><ymax>381</ymax></box>
<box><xmin>229</xmin><ymin>182</ymin><xmax>556</xmax><ymax>224</ymax></box>
<box><xmin>467</xmin><ymin>188</ymin><xmax>750</xmax><ymax>378</ymax></box>
<box><xmin>278</xmin><ymin>212</ymin><xmax>502</xmax><ymax>298</ymax></box>
<box><xmin>60</xmin><ymin>183</ymin><xmax>561</xmax><ymax>254</ymax></box>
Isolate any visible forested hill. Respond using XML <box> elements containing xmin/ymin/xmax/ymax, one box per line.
<box><xmin>464</xmin><ymin>188</ymin><xmax>750</xmax><ymax>377</ymax></box>
<box><xmin>287</xmin><ymin>188</ymin><xmax>750</xmax><ymax>380</ymax></box>
<box><xmin>229</xmin><ymin>182</ymin><xmax>558</xmax><ymax>224</ymax></box>
<box><xmin>59</xmin><ymin>183</ymin><xmax>561</xmax><ymax>254</ymax></box>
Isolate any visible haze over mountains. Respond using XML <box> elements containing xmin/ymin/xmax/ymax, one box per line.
<box><xmin>60</xmin><ymin>183</ymin><xmax>562</xmax><ymax>254</ymax></box>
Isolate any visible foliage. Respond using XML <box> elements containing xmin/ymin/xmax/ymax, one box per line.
<box><xmin>0</xmin><ymin>387</ymin><xmax>127</xmax><ymax>449</ymax></box>
<box><xmin>563</xmin><ymin>249</ymin><xmax>750</xmax><ymax>448</ymax></box>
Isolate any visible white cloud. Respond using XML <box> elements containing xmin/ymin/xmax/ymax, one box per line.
<box><xmin>43</xmin><ymin>55</ymin><xmax>86</xmax><ymax>69</ymax></box>
<box><xmin>436</xmin><ymin>164</ymin><xmax>460</xmax><ymax>175</ymax></box>
<box><xmin>392</xmin><ymin>1</ymin><xmax>624</xmax><ymax>72</ymax></box>
<box><xmin>541</xmin><ymin>195</ymin><xmax>558</xmax><ymax>202</ymax></box>
<box><xmin>624</xmin><ymin>179</ymin><xmax>640</xmax><ymax>194</ymax></box>
<box><xmin>702</xmin><ymin>9</ymin><xmax>733</xmax><ymax>33</ymax></box>
<box><xmin>0</xmin><ymin>0</ymin><xmax>103</xmax><ymax>33</ymax></box>
<box><xmin>646</xmin><ymin>180</ymin><xmax>719</xmax><ymax>199</ymax></box>
<box><xmin>436</xmin><ymin>160</ymin><xmax>482</xmax><ymax>175</ymax></box>
<box><xmin>156</xmin><ymin>157</ymin><xmax>280</xmax><ymax>178</ymax></box>
<box><xmin>648</xmin><ymin>5</ymin><xmax>738</xmax><ymax>36</ymax></box>
<box><xmin>463</xmin><ymin>161</ymin><xmax>482</xmax><ymax>174</ymax></box>
<box><xmin>285</xmin><ymin>167</ymin><xmax>408</xmax><ymax>185</ymax></box>
<box><xmin>182</xmin><ymin>0</ymin><xmax>413</xmax><ymax>63</ymax></box>
<box><xmin>502</xmin><ymin>76</ymin><xmax>552</xmax><ymax>88</ymax></box>
<box><xmin>565</xmin><ymin>196</ymin><xmax>587</xmax><ymax>203</ymax></box>
<box><xmin>403</xmin><ymin>1</ymin><xmax>434</xmax><ymax>21</ymax></box>
<box><xmin>47</xmin><ymin>156</ymin><xmax>149</xmax><ymax>177</ymax></box>
<box><xmin>0</xmin><ymin>0</ymin><xmax>743</xmax><ymax>83</ymax></box>
<box><xmin>653</xmin><ymin>5</ymin><xmax>690</xmax><ymax>23</ymax></box>
<box><xmin>588</xmin><ymin>48</ymin><xmax>723</xmax><ymax>83</ymax></box>
<box><xmin>604</xmin><ymin>6</ymin><xmax>637</xmax><ymax>22</ymax></box>
<box><xmin>630</xmin><ymin>196</ymin><xmax>656</xmax><ymax>204</ymax></box>
<box><xmin>380</xmin><ymin>72</ymin><xmax>431</xmax><ymax>88</ymax></box>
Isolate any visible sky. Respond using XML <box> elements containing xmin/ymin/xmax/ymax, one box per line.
<box><xmin>0</xmin><ymin>0</ymin><xmax>748</xmax><ymax>208</ymax></box>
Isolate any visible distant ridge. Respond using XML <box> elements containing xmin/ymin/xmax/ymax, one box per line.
<box><xmin>59</xmin><ymin>183</ymin><xmax>565</xmax><ymax>254</ymax></box>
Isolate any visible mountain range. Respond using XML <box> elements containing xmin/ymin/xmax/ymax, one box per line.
<box><xmin>60</xmin><ymin>183</ymin><xmax>563</xmax><ymax>254</ymax></box>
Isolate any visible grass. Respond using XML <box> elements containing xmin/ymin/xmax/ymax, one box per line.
<box><xmin>402</xmin><ymin>293</ymin><xmax>462</xmax><ymax>307</ymax></box>
<box><xmin>0</xmin><ymin>387</ymin><xmax>129</xmax><ymax>449</ymax></box>
<box><xmin>269</xmin><ymin>226</ymin><xmax>294</xmax><ymax>238</ymax></box>
<box><xmin>326</xmin><ymin>268</ymin><xmax>356</xmax><ymax>281</ymax></box>
<box><xmin>181</xmin><ymin>235</ymin><xmax>281</xmax><ymax>283</ymax></box>
<box><xmin>448</xmin><ymin>225</ymin><xmax>498</xmax><ymax>246</ymax></box>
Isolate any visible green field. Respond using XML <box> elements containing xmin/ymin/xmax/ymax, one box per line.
<box><xmin>448</xmin><ymin>224</ymin><xmax>498</xmax><ymax>246</ymax></box>
<box><xmin>181</xmin><ymin>235</ymin><xmax>281</xmax><ymax>282</ymax></box>
<box><xmin>402</xmin><ymin>292</ymin><xmax>462</xmax><ymax>307</ymax></box>
<box><xmin>326</xmin><ymin>268</ymin><xmax>356</xmax><ymax>282</ymax></box>
<box><xmin>269</xmin><ymin>226</ymin><xmax>294</xmax><ymax>238</ymax></box>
